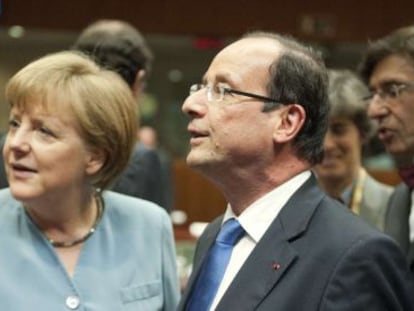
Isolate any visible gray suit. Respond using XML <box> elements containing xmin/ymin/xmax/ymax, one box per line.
<box><xmin>385</xmin><ymin>183</ymin><xmax>414</xmax><ymax>279</ymax></box>
<box><xmin>178</xmin><ymin>175</ymin><xmax>414</xmax><ymax>311</ymax></box>
<box><xmin>358</xmin><ymin>171</ymin><xmax>393</xmax><ymax>231</ymax></box>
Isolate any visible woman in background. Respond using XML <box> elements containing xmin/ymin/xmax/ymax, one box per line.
<box><xmin>0</xmin><ymin>51</ymin><xmax>179</xmax><ymax>310</ymax></box>
<box><xmin>314</xmin><ymin>69</ymin><xmax>393</xmax><ymax>231</ymax></box>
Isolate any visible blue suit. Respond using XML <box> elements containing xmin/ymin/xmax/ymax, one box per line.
<box><xmin>0</xmin><ymin>189</ymin><xmax>180</xmax><ymax>311</ymax></box>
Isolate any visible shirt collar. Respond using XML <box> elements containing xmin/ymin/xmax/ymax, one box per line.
<box><xmin>222</xmin><ymin>170</ymin><xmax>311</xmax><ymax>243</ymax></box>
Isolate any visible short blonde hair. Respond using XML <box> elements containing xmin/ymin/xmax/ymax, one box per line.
<box><xmin>5</xmin><ymin>51</ymin><xmax>138</xmax><ymax>190</ymax></box>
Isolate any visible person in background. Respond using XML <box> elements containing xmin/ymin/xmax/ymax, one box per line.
<box><xmin>0</xmin><ymin>132</ymin><xmax>7</xmax><ymax>188</ymax></box>
<box><xmin>0</xmin><ymin>51</ymin><xmax>179</xmax><ymax>310</ymax></box>
<box><xmin>359</xmin><ymin>24</ymin><xmax>414</xmax><ymax>279</ymax></box>
<box><xmin>72</xmin><ymin>19</ymin><xmax>165</xmax><ymax>208</ymax></box>
<box><xmin>177</xmin><ymin>31</ymin><xmax>414</xmax><ymax>311</ymax></box>
<box><xmin>139</xmin><ymin>125</ymin><xmax>175</xmax><ymax>213</ymax></box>
<box><xmin>314</xmin><ymin>69</ymin><xmax>393</xmax><ymax>231</ymax></box>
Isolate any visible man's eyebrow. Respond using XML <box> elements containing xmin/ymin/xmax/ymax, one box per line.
<box><xmin>370</xmin><ymin>79</ymin><xmax>409</xmax><ymax>88</ymax></box>
<box><xmin>201</xmin><ymin>72</ymin><xmax>234</xmax><ymax>85</ymax></box>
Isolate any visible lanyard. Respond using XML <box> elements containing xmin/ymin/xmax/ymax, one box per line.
<box><xmin>349</xmin><ymin>168</ymin><xmax>367</xmax><ymax>214</ymax></box>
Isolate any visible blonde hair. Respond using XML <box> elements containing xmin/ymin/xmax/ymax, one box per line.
<box><xmin>5</xmin><ymin>51</ymin><xmax>138</xmax><ymax>190</ymax></box>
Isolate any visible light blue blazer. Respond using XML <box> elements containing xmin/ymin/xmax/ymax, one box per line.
<box><xmin>0</xmin><ymin>189</ymin><xmax>180</xmax><ymax>311</ymax></box>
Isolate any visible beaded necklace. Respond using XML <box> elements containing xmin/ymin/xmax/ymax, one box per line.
<box><xmin>25</xmin><ymin>195</ymin><xmax>104</xmax><ymax>248</ymax></box>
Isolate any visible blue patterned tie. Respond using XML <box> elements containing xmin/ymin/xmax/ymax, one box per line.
<box><xmin>186</xmin><ymin>218</ymin><xmax>245</xmax><ymax>311</ymax></box>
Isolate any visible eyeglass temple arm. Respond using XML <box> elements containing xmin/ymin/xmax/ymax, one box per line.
<box><xmin>226</xmin><ymin>88</ymin><xmax>285</xmax><ymax>104</ymax></box>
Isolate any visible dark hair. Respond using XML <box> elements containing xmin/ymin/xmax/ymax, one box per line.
<box><xmin>243</xmin><ymin>32</ymin><xmax>329</xmax><ymax>165</ymax></box>
<box><xmin>72</xmin><ymin>19</ymin><xmax>153</xmax><ymax>88</ymax></box>
<box><xmin>359</xmin><ymin>25</ymin><xmax>414</xmax><ymax>83</ymax></box>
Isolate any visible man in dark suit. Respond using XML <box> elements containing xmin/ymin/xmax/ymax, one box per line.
<box><xmin>178</xmin><ymin>31</ymin><xmax>414</xmax><ymax>311</ymax></box>
<box><xmin>359</xmin><ymin>25</ymin><xmax>414</xmax><ymax>280</ymax></box>
<box><xmin>0</xmin><ymin>133</ymin><xmax>8</xmax><ymax>189</ymax></box>
<box><xmin>72</xmin><ymin>20</ymin><xmax>164</xmax><ymax>208</ymax></box>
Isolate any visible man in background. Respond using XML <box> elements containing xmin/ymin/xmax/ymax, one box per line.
<box><xmin>359</xmin><ymin>25</ymin><xmax>414</xmax><ymax>279</ymax></box>
<box><xmin>139</xmin><ymin>125</ymin><xmax>174</xmax><ymax>212</ymax></box>
<box><xmin>0</xmin><ymin>133</ymin><xmax>7</xmax><ymax>188</ymax></box>
<box><xmin>73</xmin><ymin>20</ymin><xmax>166</xmax><ymax>208</ymax></box>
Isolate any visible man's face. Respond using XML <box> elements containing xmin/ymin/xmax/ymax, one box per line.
<box><xmin>181</xmin><ymin>38</ymin><xmax>283</xmax><ymax>176</ymax></box>
<box><xmin>367</xmin><ymin>54</ymin><xmax>414</xmax><ymax>162</ymax></box>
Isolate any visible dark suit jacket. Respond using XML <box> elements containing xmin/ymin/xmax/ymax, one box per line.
<box><xmin>0</xmin><ymin>133</ymin><xmax>8</xmax><ymax>189</ymax></box>
<box><xmin>178</xmin><ymin>175</ymin><xmax>414</xmax><ymax>311</ymax></box>
<box><xmin>385</xmin><ymin>182</ymin><xmax>414</xmax><ymax>279</ymax></box>
<box><xmin>111</xmin><ymin>142</ymin><xmax>164</xmax><ymax>208</ymax></box>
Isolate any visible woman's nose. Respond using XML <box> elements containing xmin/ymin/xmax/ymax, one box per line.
<box><xmin>8</xmin><ymin>128</ymin><xmax>31</xmax><ymax>152</ymax></box>
<box><xmin>323</xmin><ymin>131</ymin><xmax>336</xmax><ymax>150</ymax></box>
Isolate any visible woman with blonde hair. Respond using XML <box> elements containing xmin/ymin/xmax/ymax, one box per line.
<box><xmin>0</xmin><ymin>51</ymin><xmax>179</xmax><ymax>310</ymax></box>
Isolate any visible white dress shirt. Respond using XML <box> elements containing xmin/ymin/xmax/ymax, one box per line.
<box><xmin>209</xmin><ymin>171</ymin><xmax>311</xmax><ymax>311</ymax></box>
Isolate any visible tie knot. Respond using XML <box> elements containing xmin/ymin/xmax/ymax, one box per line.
<box><xmin>216</xmin><ymin>219</ymin><xmax>245</xmax><ymax>246</ymax></box>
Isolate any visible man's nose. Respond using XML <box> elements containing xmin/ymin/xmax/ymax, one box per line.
<box><xmin>367</xmin><ymin>98</ymin><xmax>389</xmax><ymax>119</ymax></box>
<box><xmin>182</xmin><ymin>91</ymin><xmax>208</xmax><ymax>117</ymax></box>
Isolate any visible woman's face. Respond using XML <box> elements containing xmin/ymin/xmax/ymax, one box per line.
<box><xmin>315</xmin><ymin>116</ymin><xmax>363</xmax><ymax>184</ymax></box>
<box><xmin>3</xmin><ymin>102</ymin><xmax>103</xmax><ymax>203</ymax></box>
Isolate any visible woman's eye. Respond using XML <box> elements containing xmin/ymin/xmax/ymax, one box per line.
<box><xmin>38</xmin><ymin>126</ymin><xmax>54</xmax><ymax>137</ymax></box>
<box><xmin>8</xmin><ymin>119</ymin><xmax>20</xmax><ymax>129</ymax></box>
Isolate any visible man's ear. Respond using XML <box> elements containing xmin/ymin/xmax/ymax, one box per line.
<box><xmin>131</xmin><ymin>69</ymin><xmax>146</xmax><ymax>99</ymax></box>
<box><xmin>85</xmin><ymin>148</ymin><xmax>106</xmax><ymax>176</ymax></box>
<box><xmin>272</xmin><ymin>104</ymin><xmax>306</xmax><ymax>143</ymax></box>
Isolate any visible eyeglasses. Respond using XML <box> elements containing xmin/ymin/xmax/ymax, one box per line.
<box><xmin>363</xmin><ymin>81</ymin><xmax>414</xmax><ymax>102</ymax></box>
<box><xmin>189</xmin><ymin>83</ymin><xmax>288</xmax><ymax>105</ymax></box>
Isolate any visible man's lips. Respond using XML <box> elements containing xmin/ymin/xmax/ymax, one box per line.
<box><xmin>187</xmin><ymin>126</ymin><xmax>209</xmax><ymax>142</ymax></box>
<box><xmin>10</xmin><ymin>163</ymin><xmax>37</xmax><ymax>173</ymax></box>
<box><xmin>377</xmin><ymin>128</ymin><xmax>393</xmax><ymax>141</ymax></box>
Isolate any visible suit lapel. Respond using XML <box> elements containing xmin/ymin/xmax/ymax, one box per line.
<box><xmin>217</xmin><ymin>175</ymin><xmax>324</xmax><ymax>311</ymax></box>
<box><xmin>385</xmin><ymin>183</ymin><xmax>411</xmax><ymax>252</ymax></box>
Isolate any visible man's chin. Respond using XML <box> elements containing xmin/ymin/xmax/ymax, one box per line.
<box><xmin>390</xmin><ymin>151</ymin><xmax>414</xmax><ymax>167</ymax></box>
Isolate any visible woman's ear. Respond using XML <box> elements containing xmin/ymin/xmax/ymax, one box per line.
<box><xmin>85</xmin><ymin>148</ymin><xmax>106</xmax><ymax>176</ymax></box>
<box><xmin>272</xmin><ymin>104</ymin><xmax>306</xmax><ymax>143</ymax></box>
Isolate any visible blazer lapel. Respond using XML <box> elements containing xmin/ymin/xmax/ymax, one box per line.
<box><xmin>216</xmin><ymin>175</ymin><xmax>324</xmax><ymax>311</ymax></box>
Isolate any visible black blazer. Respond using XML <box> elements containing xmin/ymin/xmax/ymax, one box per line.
<box><xmin>111</xmin><ymin>142</ymin><xmax>164</xmax><ymax>208</ymax></box>
<box><xmin>385</xmin><ymin>182</ymin><xmax>414</xmax><ymax>278</ymax></box>
<box><xmin>178</xmin><ymin>175</ymin><xmax>414</xmax><ymax>311</ymax></box>
<box><xmin>0</xmin><ymin>133</ymin><xmax>8</xmax><ymax>189</ymax></box>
